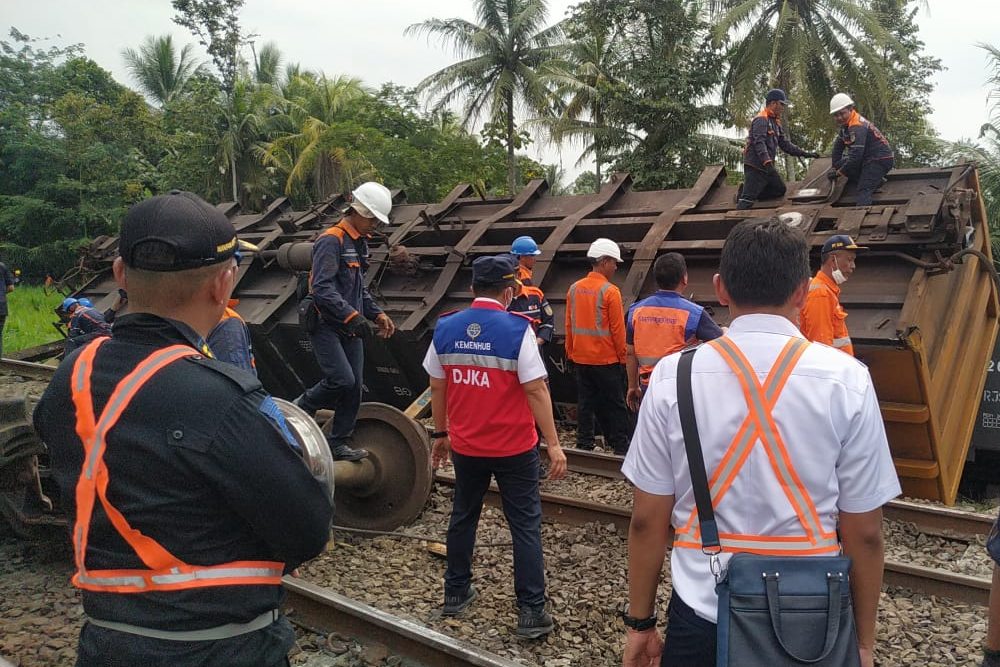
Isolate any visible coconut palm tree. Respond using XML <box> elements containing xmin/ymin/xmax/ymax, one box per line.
<box><xmin>407</xmin><ymin>0</ymin><xmax>564</xmax><ymax>194</ymax></box>
<box><xmin>537</xmin><ymin>20</ymin><xmax>625</xmax><ymax>187</ymax></box>
<box><xmin>121</xmin><ymin>35</ymin><xmax>200</xmax><ymax>106</ymax></box>
<box><xmin>261</xmin><ymin>75</ymin><xmax>371</xmax><ymax>199</ymax></box>
<box><xmin>251</xmin><ymin>41</ymin><xmax>283</xmax><ymax>86</ymax></box>
<box><xmin>709</xmin><ymin>0</ymin><xmax>898</xmax><ymax>134</ymax></box>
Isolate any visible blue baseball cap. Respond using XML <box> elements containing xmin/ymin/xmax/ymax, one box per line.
<box><xmin>821</xmin><ymin>235</ymin><xmax>867</xmax><ymax>255</ymax></box>
<box><xmin>472</xmin><ymin>255</ymin><xmax>517</xmax><ymax>286</ymax></box>
<box><xmin>765</xmin><ymin>88</ymin><xmax>790</xmax><ymax>105</ymax></box>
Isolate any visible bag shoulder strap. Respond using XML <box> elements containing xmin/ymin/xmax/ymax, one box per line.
<box><xmin>677</xmin><ymin>347</ymin><xmax>720</xmax><ymax>552</ymax></box>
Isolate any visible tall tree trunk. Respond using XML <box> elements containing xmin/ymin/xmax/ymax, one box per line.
<box><xmin>506</xmin><ymin>89</ymin><xmax>517</xmax><ymax>195</ymax></box>
<box><xmin>594</xmin><ymin>105</ymin><xmax>603</xmax><ymax>189</ymax></box>
<box><xmin>230</xmin><ymin>156</ymin><xmax>239</xmax><ymax>205</ymax></box>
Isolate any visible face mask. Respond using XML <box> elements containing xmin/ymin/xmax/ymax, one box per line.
<box><xmin>831</xmin><ymin>256</ymin><xmax>847</xmax><ymax>285</ymax></box>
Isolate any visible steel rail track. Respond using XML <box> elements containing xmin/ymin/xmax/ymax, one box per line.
<box><xmin>549</xmin><ymin>446</ymin><xmax>997</xmax><ymax>537</ymax></box>
<box><xmin>434</xmin><ymin>473</ymin><xmax>991</xmax><ymax>605</ymax></box>
<box><xmin>282</xmin><ymin>578</ymin><xmax>523</xmax><ymax>667</ymax></box>
<box><xmin>0</xmin><ymin>358</ymin><xmax>58</xmax><ymax>382</ymax></box>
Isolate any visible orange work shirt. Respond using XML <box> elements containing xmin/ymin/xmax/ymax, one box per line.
<box><xmin>565</xmin><ymin>271</ymin><xmax>627</xmax><ymax>365</ymax></box>
<box><xmin>799</xmin><ymin>270</ymin><xmax>854</xmax><ymax>356</ymax></box>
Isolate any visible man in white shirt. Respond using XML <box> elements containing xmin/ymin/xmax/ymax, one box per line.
<box><xmin>621</xmin><ymin>218</ymin><xmax>900</xmax><ymax>667</ymax></box>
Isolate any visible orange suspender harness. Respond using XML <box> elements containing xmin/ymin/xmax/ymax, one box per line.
<box><xmin>70</xmin><ymin>337</ymin><xmax>284</xmax><ymax>593</ymax></box>
<box><xmin>673</xmin><ymin>337</ymin><xmax>840</xmax><ymax>556</ymax></box>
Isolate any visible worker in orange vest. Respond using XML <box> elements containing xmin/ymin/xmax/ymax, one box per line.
<box><xmin>565</xmin><ymin>238</ymin><xmax>630</xmax><ymax>454</ymax></box>
<box><xmin>625</xmin><ymin>253</ymin><xmax>723</xmax><ymax>411</ymax></box>
<box><xmin>799</xmin><ymin>235</ymin><xmax>865</xmax><ymax>356</ymax></box>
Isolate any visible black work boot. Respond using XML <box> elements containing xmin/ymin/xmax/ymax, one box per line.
<box><xmin>292</xmin><ymin>394</ymin><xmax>316</xmax><ymax>419</ymax></box>
<box><xmin>442</xmin><ymin>584</ymin><xmax>478</xmax><ymax>616</ymax></box>
<box><xmin>516</xmin><ymin>604</ymin><xmax>554</xmax><ymax>639</ymax></box>
<box><xmin>331</xmin><ymin>443</ymin><xmax>368</xmax><ymax>461</ymax></box>
<box><xmin>983</xmin><ymin>648</ymin><xmax>1000</xmax><ymax>667</ymax></box>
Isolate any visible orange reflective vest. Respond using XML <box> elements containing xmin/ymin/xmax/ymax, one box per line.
<box><xmin>627</xmin><ymin>291</ymin><xmax>705</xmax><ymax>385</ymax></box>
<box><xmin>799</xmin><ymin>271</ymin><xmax>854</xmax><ymax>356</ymax></box>
<box><xmin>565</xmin><ymin>272</ymin><xmax>626</xmax><ymax>365</ymax></box>
<box><xmin>673</xmin><ymin>337</ymin><xmax>840</xmax><ymax>556</ymax></box>
<box><xmin>70</xmin><ymin>337</ymin><xmax>285</xmax><ymax>593</ymax></box>
<box><xmin>516</xmin><ymin>264</ymin><xmax>533</xmax><ymax>285</ymax></box>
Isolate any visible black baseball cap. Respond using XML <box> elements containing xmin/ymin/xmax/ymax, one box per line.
<box><xmin>765</xmin><ymin>88</ymin><xmax>790</xmax><ymax>105</ymax></box>
<box><xmin>472</xmin><ymin>255</ymin><xmax>517</xmax><ymax>286</ymax></box>
<box><xmin>119</xmin><ymin>190</ymin><xmax>257</xmax><ymax>272</ymax></box>
<box><xmin>821</xmin><ymin>234</ymin><xmax>867</xmax><ymax>255</ymax></box>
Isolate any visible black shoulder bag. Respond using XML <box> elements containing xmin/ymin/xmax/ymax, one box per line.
<box><xmin>676</xmin><ymin>347</ymin><xmax>860</xmax><ymax>667</ymax></box>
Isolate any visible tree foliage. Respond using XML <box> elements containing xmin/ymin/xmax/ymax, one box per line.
<box><xmin>171</xmin><ymin>0</ymin><xmax>244</xmax><ymax>94</ymax></box>
<box><xmin>122</xmin><ymin>35</ymin><xmax>200</xmax><ymax>106</ymax></box>
<box><xmin>407</xmin><ymin>0</ymin><xmax>564</xmax><ymax>194</ymax></box>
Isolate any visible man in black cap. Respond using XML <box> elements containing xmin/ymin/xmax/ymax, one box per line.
<box><xmin>33</xmin><ymin>190</ymin><xmax>332</xmax><ymax>667</ymax></box>
<box><xmin>422</xmin><ymin>254</ymin><xmax>567</xmax><ymax>638</ymax></box>
<box><xmin>737</xmin><ymin>88</ymin><xmax>820</xmax><ymax>210</ymax></box>
<box><xmin>799</xmin><ymin>234</ymin><xmax>867</xmax><ymax>356</ymax></box>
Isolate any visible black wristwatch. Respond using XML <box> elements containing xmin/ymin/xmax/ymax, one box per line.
<box><xmin>430</xmin><ymin>430</ymin><xmax>448</xmax><ymax>439</ymax></box>
<box><xmin>620</xmin><ymin>608</ymin><xmax>657</xmax><ymax>631</ymax></box>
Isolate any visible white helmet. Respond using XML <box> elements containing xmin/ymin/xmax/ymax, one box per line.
<box><xmin>587</xmin><ymin>238</ymin><xmax>623</xmax><ymax>263</ymax></box>
<box><xmin>829</xmin><ymin>93</ymin><xmax>855</xmax><ymax>114</ymax></box>
<box><xmin>351</xmin><ymin>181</ymin><xmax>393</xmax><ymax>225</ymax></box>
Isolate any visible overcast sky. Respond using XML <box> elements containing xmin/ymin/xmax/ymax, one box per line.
<box><xmin>6</xmin><ymin>0</ymin><xmax>999</xmax><ymax>182</ymax></box>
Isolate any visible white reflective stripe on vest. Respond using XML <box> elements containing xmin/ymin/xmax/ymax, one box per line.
<box><xmin>151</xmin><ymin>565</ymin><xmax>285</xmax><ymax>585</ymax></box>
<box><xmin>437</xmin><ymin>353</ymin><xmax>518</xmax><ymax>371</ymax></box>
<box><xmin>636</xmin><ymin>355</ymin><xmax>662</xmax><ymax>367</ymax></box>
<box><xmin>77</xmin><ymin>573</ymin><xmax>149</xmax><ymax>589</ymax></box>
<box><xmin>833</xmin><ymin>336</ymin><xmax>852</xmax><ymax>348</ymax></box>
<box><xmin>568</xmin><ymin>282</ymin><xmax>612</xmax><ymax>337</ymax></box>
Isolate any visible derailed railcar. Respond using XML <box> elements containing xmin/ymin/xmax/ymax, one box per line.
<box><xmin>69</xmin><ymin>160</ymin><xmax>998</xmax><ymax>504</ymax></box>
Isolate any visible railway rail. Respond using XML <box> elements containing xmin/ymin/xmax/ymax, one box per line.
<box><xmin>435</xmin><ymin>472</ymin><xmax>994</xmax><ymax>606</ymax></box>
<box><xmin>283</xmin><ymin>578</ymin><xmax>522</xmax><ymax>667</ymax></box>
<box><xmin>4</xmin><ymin>360</ymin><xmax>995</xmax><ymax>606</ymax></box>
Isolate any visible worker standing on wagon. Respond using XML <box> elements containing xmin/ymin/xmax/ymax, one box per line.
<box><xmin>565</xmin><ymin>238</ymin><xmax>630</xmax><ymax>454</ymax></box>
<box><xmin>511</xmin><ymin>235</ymin><xmax>542</xmax><ymax>284</ymax></box>
<box><xmin>736</xmin><ymin>88</ymin><xmax>820</xmax><ymax>210</ymax></box>
<box><xmin>423</xmin><ymin>254</ymin><xmax>567</xmax><ymax>638</ymax></box>
<box><xmin>294</xmin><ymin>182</ymin><xmax>397</xmax><ymax>461</ymax></box>
<box><xmin>33</xmin><ymin>190</ymin><xmax>332</xmax><ymax>667</ymax></box>
<box><xmin>799</xmin><ymin>235</ymin><xmax>865</xmax><ymax>356</ymax></box>
<box><xmin>625</xmin><ymin>253</ymin><xmax>723</xmax><ymax>411</ymax></box>
<box><xmin>827</xmin><ymin>93</ymin><xmax>894</xmax><ymax>206</ymax></box>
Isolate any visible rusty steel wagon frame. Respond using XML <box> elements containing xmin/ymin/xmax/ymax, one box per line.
<box><xmin>66</xmin><ymin>160</ymin><xmax>998</xmax><ymax>504</ymax></box>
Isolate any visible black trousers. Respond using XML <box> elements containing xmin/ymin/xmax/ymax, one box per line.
<box><xmin>446</xmin><ymin>449</ymin><xmax>546</xmax><ymax>608</ymax></box>
<box><xmin>574</xmin><ymin>362</ymin><xmax>631</xmax><ymax>454</ymax></box>
<box><xmin>737</xmin><ymin>166</ymin><xmax>786</xmax><ymax>209</ymax></box>
<box><xmin>0</xmin><ymin>312</ymin><xmax>5</xmax><ymax>359</ymax></box>
<box><xmin>661</xmin><ymin>593</ymin><xmax>717</xmax><ymax>667</ymax></box>
<box><xmin>850</xmin><ymin>158</ymin><xmax>894</xmax><ymax>206</ymax></box>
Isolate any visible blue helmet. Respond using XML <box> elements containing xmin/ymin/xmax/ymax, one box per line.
<box><xmin>77</xmin><ymin>297</ymin><xmax>94</xmax><ymax>308</ymax></box>
<box><xmin>511</xmin><ymin>236</ymin><xmax>541</xmax><ymax>256</ymax></box>
<box><xmin>61</xmin><ymin>297</ymin><xmax>79</xmax><ymax>312</ymax></box>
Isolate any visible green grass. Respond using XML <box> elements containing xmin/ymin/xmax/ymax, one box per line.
<box><xmin>3</xmin><ymin>286</ymin><xmax>66</xmax><ymax>355</ymax></box>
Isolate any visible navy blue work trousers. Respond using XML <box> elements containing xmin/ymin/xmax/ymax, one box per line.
<box><xmin>737</xmin><ymin>166</ymin><xmax>787</xmax><ymax>209</ymax></box>
<box><xmin>850</xmin><ymin>158</ymin><xmax>894</xmax><ymax>206</ymax></box>
<box><xmin>446</xmin><ymin>448</ymin><xmax>545</xmax><ymax>608</ymax></box>
<box><xmin>0</xmin><ymin>313</ymin><xmax>5</xmax><ymax>359</ymax></box>
<box><xmin>661</xmin><ymin>593</ymin><xmax>717</xmax><ymax>667</ymax></box>
<box><xmin>301</xmin><ymin>325</ymin><xmax>364</xmax><ymax>447</ymax></box>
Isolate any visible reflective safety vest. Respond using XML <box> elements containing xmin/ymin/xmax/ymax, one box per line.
<box><xmin>673</xmin><ymin>336</ymin><xmax>841</xmax><ymax>556</ymax></box>
<box><xmin>627</xmin><ymin>291</ymin><xmax>704</xmax><ymax>385</ymax></box>
<box><xmin>800</xmin><ymin>271</ymin><xmax>854</xmax><ymax>356</ymax></box>
<box><xmin>565</xmin><ymin>272</ymin><xmax>626</xmax><ymax>365</ymax></box>
<box><xmin>69</xmin><ymin>337</ymin><xmax>285</xmax><ymax>593</ymax></box>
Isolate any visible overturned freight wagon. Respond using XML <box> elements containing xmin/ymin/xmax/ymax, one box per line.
<box><xmin>70</xmin><ymin>160</ymin><xmax>997</xmax><ymax>504</ymax></box>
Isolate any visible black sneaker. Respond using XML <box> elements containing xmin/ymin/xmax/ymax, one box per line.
<box><xmin>539</xmin><ymin>464</ymin><xmax>549</xmax><ymax>480</ymax></box>
<box><xmin>442</xmin><ymin>584</ymin><xmax>478</xmax><ymax>616</ymax></box>
<box><xmin>331</xmin><ymin>443</ymin><xmax>368</xmax><ymax>461</ymax></box>
<box><xmin>516</xmin><ymin>605</ymin><xmax>554</xmax><ymax>639</ymax></box>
